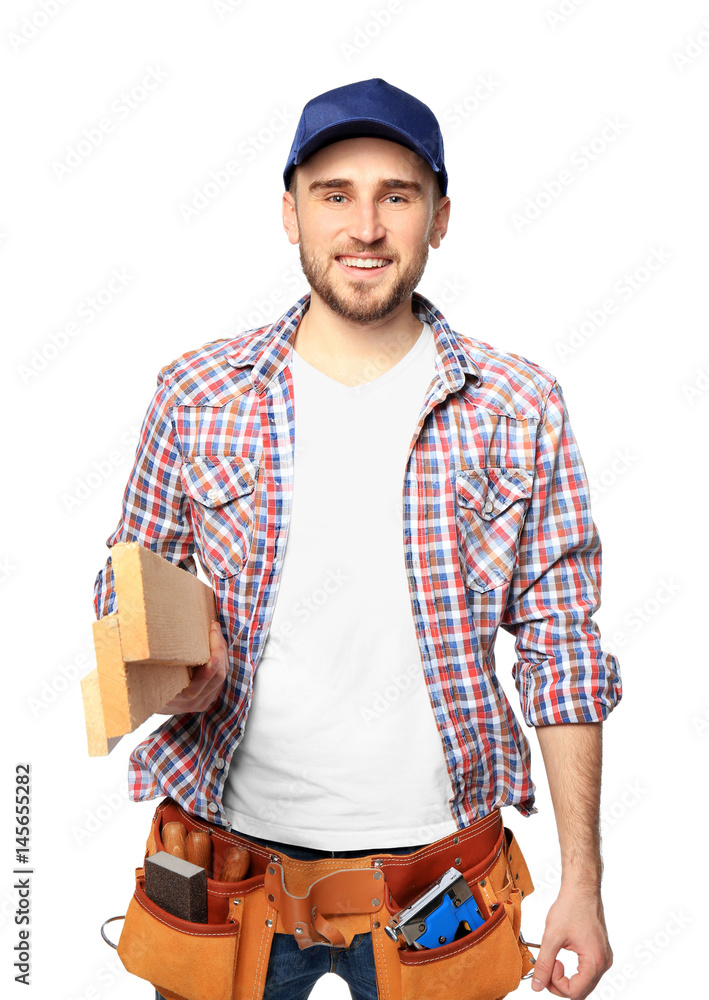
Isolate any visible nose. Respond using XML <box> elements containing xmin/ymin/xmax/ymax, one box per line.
<box><xmin>346</xmin><ymin>199</ymin><xmax>386</xmax><ymax>247</ymax></box>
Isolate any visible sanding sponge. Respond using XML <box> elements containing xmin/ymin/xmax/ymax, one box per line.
<box><xmin>144</xmin><ymin>850</ymin><xmax>208</xmax><ymax>923</ymax></box>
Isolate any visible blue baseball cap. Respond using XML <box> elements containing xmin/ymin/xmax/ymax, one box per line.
<box><xmin>283</xmin><ymin>78</ymin><xmax>448</xmax><ymax>195</ymax></box>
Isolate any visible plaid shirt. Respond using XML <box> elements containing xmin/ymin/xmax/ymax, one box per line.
<box><xmin>94</xmin><ymin>291</ymin><xmax>621</xmax><ymax>831</ymax></box>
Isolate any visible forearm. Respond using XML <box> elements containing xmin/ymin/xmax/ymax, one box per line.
<box><xmin>531</xmin><ymin>722</ymin><xmax>612</xmax><ymax>996</ymax></box>
<box><xmin>535</xmin><ymin>721</ymin><xmax>603</xmax><ymax>895</ymax></box>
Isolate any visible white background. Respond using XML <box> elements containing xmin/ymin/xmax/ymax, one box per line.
<box><xmin>1</xmin><ymin>1</ymin><xmax>707</xmax><ymax>998</ymax></box>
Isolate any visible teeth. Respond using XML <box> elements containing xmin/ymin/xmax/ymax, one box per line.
<box><xmin>340</xmin><ymin>257</ymin><xmax>389</xmax><ymax>268</ymax></box>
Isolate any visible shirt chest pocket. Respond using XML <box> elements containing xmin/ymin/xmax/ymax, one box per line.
<box><xmin>454</xmin><ymin>466</ymin><xmax>533</xmax><ymax>593</ymax></box>
<box><xmin>180</xmin><ymin>455</ymin><xmax>259</xmax><ymax>579</ymax></box>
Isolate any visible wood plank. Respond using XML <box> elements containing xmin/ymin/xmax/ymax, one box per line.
<box><xmin>80</xmin><ymin>668</ymin><xmax>121</xmax><ymax>756</ymax></box>
<box><xmin>94</xmin><ymin>615</ymin><xmax>193</xmax><ymax>737</ymax></box>
<box><xmin>110</xmin><ymin>542</ymin><xmax>217</xmax><ymax>666</ymax></box>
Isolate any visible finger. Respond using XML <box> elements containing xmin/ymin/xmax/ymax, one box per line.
<box><xmin>209</xmin><ymin>621</ymin><xmax>228</xmax><ymax>655</ymax></box>
<box><xmin>188</xmin><ymin>657</ymin><xmax>220</xmax><ymax>695</ymax></box>
<box><xmin>563</xmin><ymin>957</ymin><xmax>606</xmax><ymax>1000</ymax></box>
<box><xmin>550</xmin><ymin>958</ymin><xmax>572</xmax><ymax>997</ymax></box>
<box><xmin>531</xmin><ymin>945</ymin><xmax>561</xmax><ymax>993</ymax></box>
<box><xmin>162</xmin><ymin>658</ymin><xmax>221</xmax><ymax>712</ymax></box>
<box><xmin>163</xmin><ymin>686</ymin><xmax>217</xmax><ymax>712</ymax></box>
<box><xmin>208</xmin><ymin>629</ymin><xmax>229</xmax><ymax>679</ymax></box>
<box><xmin>186</xmin><ymin>652</ymin><xmax>227</xmax><ymax>698</ymax></box>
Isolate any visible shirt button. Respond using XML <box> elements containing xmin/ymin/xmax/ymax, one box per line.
<box><xmin>207</xmin><ymin>488</ymin><xmax>220</xmax><ymax>499</ymax></box>
<box><xmin>207</xmin><ymin>802</ymin><xmax>218</xmax><ymax>814</ymax></box>
<box><xmin>484</xmin><ymin>500</ymin><xmax>494</xmax><ymax>513</ymax></box>
<box><xmin>215</xmin><ymin>758</ymin><xmax>225</xmax><ymax>770</ymax></box>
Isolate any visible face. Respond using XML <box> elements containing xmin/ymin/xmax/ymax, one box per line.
<box><xmin>282</xmin><ymin>137</ymin><xmax>450</xmax><ymax>323</ymax></box>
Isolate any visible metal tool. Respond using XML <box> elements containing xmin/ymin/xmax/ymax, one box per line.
<box><xmin>385</xmin><ymin>866</ymin><xmax>485</xmax><ymax>949</ymax></box>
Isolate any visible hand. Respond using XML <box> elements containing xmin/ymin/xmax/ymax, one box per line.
<box><xmin>531</xmin><ymin>886</ymin><xmax>613</xmax><ymax>999</ymax></box>
<box><xmin>160</xmin><ymin>621</ymin><xmax>229</xmax><ymax>715</ymax></box>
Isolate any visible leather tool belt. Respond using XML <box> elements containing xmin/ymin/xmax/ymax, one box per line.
<box><xmin>114</xmin><ymin>796</ymin><xmax>536</xmax><ymax>1000</ymax></box>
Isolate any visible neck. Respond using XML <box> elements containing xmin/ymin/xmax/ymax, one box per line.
<box><xmin>293</xmin><ymin>290</ymin><xmax>423</xmax><ymax>370</ymax></box>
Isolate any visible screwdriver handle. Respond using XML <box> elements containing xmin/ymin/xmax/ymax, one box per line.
<box><xmin>219</xmin><ymin>845</ymin><xmax>251</xmax><ymax>882</ymax></box>
<box><xmin>186</xmin><ymin>830</ymin><xmax>213</xmax><ymax>875</ymax></box>
<box><xmin>162</xmin><ymin>821</ymin><xmax>188</xmax><ymax>860</ymax></box>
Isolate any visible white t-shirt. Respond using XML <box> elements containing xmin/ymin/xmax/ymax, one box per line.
<box><xmin>221</xmin><ymin>320</ymin><xmax>459</xmax><ymax>849</ymax></box>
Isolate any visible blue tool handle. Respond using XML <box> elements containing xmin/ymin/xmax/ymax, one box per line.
<box><xmin>416</xmin><ymin>894</ymin><xmax>485</xmax><ymax>949</ymax></box>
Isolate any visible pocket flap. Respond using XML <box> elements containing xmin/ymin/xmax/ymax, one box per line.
<box><xmin>504</xmin><ymin>828</ymin><xmax>534</xmax><ymax>900</ymax></box>
<box><xmin>455</xmin><ymin>467</ymin><xmax>533</xmax><ymax>520</ymax></box>
<box><xmin>181</xmin><ymin>456</ymin><xmax>258</xmax><ymax>507</ymax></box>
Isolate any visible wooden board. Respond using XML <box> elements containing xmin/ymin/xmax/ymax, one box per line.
<box><xmin>81</xmin><ymin>668</ymin><xmax>122</xmax><ymax>756</ymax></box>
<box><xmin>94</xmin><ymin>615</ymin><xmax>192</xmax><ymax>738</ymax></box>
<box><xmin>82</xmin><ymin>544</ymin><xmax>218</xmax><ymax>753</ymax></box>
<box><xmin>111</xmin><ymin>542</ymin><xmax>216</xmax><ymax>666</ymax></box>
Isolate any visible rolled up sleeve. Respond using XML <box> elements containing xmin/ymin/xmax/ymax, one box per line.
<box><xmin>501</xmin><ymin>379</ymin><xmax>622</xmax><ymax>725</ymax></box>
<box><xmin>92</xmin><ymin>369</ymin><xmax>196</xmax><ymax>620</ymax></box>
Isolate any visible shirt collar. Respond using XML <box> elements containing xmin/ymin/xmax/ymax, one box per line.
<box><xmin>224</xmin><ymin>291</ymin><xmax>482</xmax><ymax>394</ymax></box>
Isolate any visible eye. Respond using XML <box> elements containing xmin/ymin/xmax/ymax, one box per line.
<box><xmin>326</xmin><ymin>194</ymin><xmax>348</xmax><ymax>203</ymax></box>
<box><xmin>384</xmin><ymin>195</ymin><xmax>406</xmax><ymax>204</ymax></box>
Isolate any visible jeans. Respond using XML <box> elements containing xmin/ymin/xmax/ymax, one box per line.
<box><xmin>156</xmin><ymin>827</ymin><xmax>431</xmax><ymax>1000</ymax></box>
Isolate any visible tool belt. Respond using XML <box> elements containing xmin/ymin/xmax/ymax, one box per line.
<box><xmin>114</xmin><ymin>796</ymin><xmax>536</xmax><ymax>1000</ymax></box>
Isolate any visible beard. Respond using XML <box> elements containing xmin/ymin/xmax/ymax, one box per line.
<box><xmin>297</xmin><ymin>220</ymin><xmax>436</xmax><ymax>324</ymax></box>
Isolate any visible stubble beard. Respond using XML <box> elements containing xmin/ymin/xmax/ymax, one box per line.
<box><xmin>297</xmin><ymin>219</ymin><xmax>436</xmax><ymax>324</ymax></box>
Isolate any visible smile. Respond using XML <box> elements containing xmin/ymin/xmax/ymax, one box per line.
<box><xmin>335</xmin><ymin>256</ymin><xmax>393</xmax><ymax>276</ymax></box>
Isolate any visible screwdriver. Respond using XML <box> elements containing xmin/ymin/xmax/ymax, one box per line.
<box><xmin>162</xmin><ymin>821</ymin><xmax>188</xmax><ymax>860</ymax></box>
<box><xmin>219</xmin><ymin>845</ymin><xmax>251</xmax><ymax>881</ymax></box>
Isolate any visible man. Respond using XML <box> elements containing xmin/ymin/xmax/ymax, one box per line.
<box><xmin>94</xmin><ymin>79</ymin><xmax>621</xmax><ymax>999</ymax></box>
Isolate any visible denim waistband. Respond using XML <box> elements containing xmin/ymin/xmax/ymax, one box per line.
<box><xmin>229</xmin><ymin>827</ymin><xmax>431</xmax><ymax>861</ymax></box>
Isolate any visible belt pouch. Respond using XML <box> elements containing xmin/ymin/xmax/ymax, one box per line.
<box><xmin>115</xmin><ymin>797</ymin><xmax>277</xmax><ymax>1000</ymax></box>
<box><xmin>369</xmin><ymin>812</ymin><xmax>536</xmax><ymax>1000</ymax></box>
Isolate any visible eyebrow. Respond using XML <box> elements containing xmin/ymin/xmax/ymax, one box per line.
<box><xmin>307</xmin><ymin>178</ymin><xmax>424</xmax><ymax>195</ymax></box>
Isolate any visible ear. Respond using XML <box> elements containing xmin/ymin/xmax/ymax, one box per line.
<box><xmin>429</xmin><ymin>196</ymin><xmax>451</xmax><ymax>250</ymax></box>
<box><xmin>283</xmin><ymin>192</ymin><xmax>300</xmax><ymax>245</ymax></box>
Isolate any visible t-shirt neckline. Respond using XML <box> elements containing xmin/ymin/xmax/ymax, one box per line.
<box><xmin>292</xmin><ymin>321</ymin><xmax>432</xmax><ymax>394</ymax></box>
